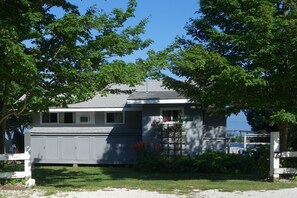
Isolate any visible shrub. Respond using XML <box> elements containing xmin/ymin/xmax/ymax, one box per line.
<box><xmin>135</xmin><ymin>151</ymin><xmax>256</xmax><ymax>174</ymax></box>
<box><xmin>134</xmin><ymin>145</ymin><xmax>272</xmax><ymax>176</ymax></box>
<box><xmin>134</xmin><ymin>153</ymin><xmax>171</xmax><ymax>172</ymax></box>
<box><xmin>243</xmin><ymin>145</ymin><xmax>270</xmax><ymax>177</ymax></box>
<box><xmin>193</xmin><ymin>151</ymin><xmax>253</xmax><ymax>174</ymax></box>
<box><xmin>172</xmin><ymin>156</ymin><xmax>194</xmax><ymax>172</ymax></box>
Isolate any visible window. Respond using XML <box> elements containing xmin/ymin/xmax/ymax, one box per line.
<box><xmin>80</xmin><ymin>116</ymin><xmax>89</xmax><ymax>123</ymax></box>
<box><xmin>161</xmin><ymin>109</ymin><xmax>182</xmax><ymax>123</ymax></box>
<box><xmin>64</xmin><ymin>112</ymin><xmax>74</xmax><ymax>123</ymax></box>
<box><xmin>105</xmin><ymin>112</ymin><xmax>124</xmax><ymax>124</ymax></box>
<box><xmin>41</xmin><ymin>113</ymin><xmax>58</xmax><ymax>123</ymax></box>
<box><xmin>41</xmin><ymin>112</ymin><xmax>95</xmax><ymax>124</ymax></box>
<box><xmin>59</xmin><ymin>112</ymin><xmax>74</xmax><ymax>123</ymax></box>
<box><xmin>76</xmin><ymin>112</ymin><xmax>94</xmax><ymax>124</ymax></box>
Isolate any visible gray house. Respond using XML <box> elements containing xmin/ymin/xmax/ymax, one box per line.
<box><xmin>30</xmin><ymin>81</ymin><xmax>227</xmax><ymax>164</ymax></box>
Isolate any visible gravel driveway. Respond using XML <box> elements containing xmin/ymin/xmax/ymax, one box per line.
<box><xmin>1</xmin><ymin>187</ymin><xmax>297</xmax><ymax>198</ymax></box>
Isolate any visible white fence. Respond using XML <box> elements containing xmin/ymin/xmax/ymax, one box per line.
<box><xmin>270</xmin><ymin>131</ymin><xmax>297</xmax><ymax>181</ymax></box>
<box><xmin>227</xmin><ymin>130</ymin><xmax>270</xmax><ymax>154</ymax></box>
<box><xmin>0</xmin><ymin>132</ymin><xmax>31</xmax><ymax>179</ymax></box>
<box><xmin>243</xmin><ymin>134</ymin><xmax>270</xmax><ymax>150</ymax></box>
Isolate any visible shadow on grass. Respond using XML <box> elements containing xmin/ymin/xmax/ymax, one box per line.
<box><xmin>32</xmin><ymin>165</ymin><xmax>104</xmax><ymax>189</ymax></box>
<box><xmin>101</xmin><ymin>166</ymin><xmax>264</xmax><ymax>181</ymax></box>
<box><xmin>32</xmin><ymin>165</ymin><xmax>265</xmax><ymax>190</ymax></box>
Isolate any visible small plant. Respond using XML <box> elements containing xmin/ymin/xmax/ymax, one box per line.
<box><xmin>0</xmin><ymin>178</ymin><xmax>26</xmax><ymax>186</ymax></box>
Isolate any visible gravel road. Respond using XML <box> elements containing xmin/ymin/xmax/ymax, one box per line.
<box><xmin>1</xmin><ymin>187</ymin><xmax>297</xmax><ymax>198</ymax></box>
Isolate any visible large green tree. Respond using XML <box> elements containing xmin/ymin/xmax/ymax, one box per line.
<box><xmin>245</xmin><ymin>109</ymin><xmax>278</xmax><ymax>132</ymax></box>
<box><xmin>163</xmin><ymin>0</ymin><xmax>297</xmax><ymax>151</ymax></box>
<box><xmin>0</xmin><ymin>0</ymin><xmax>154</xmax><ymax>153</ymax></box>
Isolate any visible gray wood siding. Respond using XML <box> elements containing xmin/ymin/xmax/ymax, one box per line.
<box><xmin>31</xmin><ymin>111</ymin><xmax>142</xmax><ymax>164</ymax></box>
<box><xmin>141</xmin><ymin>104</ymin><xmax>227</xmax><ymax>155</ymax></box>
<box><xmin>31</xmin><ymin>134</ymin><xmax>141</xmax><ymax>164</ymax></box>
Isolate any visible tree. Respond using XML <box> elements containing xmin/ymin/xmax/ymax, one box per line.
<box><xmin>6</xmin><ymin>114</ymin><xmax>32</xmax><ymax>153</ymax></box>
<box><xmin>0</xmin><ymin>0</ymin><xmax>154</xmax><ymax>153</ymax></box>
<box><xmin>163</xmin><ymin>0</ymin><xmax>297</xmax><ymax>151</ymax></box>
<box><xmin>245</xmin><ymin>110</ymin><xmax>278</xmax><ymax>132</ymax></box>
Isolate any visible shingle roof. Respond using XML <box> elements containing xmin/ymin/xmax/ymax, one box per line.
<box><xmin>51</xmin><ymin>80</ymin><xmax>185</xmax><ymax>109</ymax></box>
<box><xmin>128</xmin><ymin>91</ymin><xmax>185</xmax><ymax>100</ymax></box>
<box><xmin>68</xmin><ymin>94</ymin><xmax>129</xmax><ymax>108</ymax></box>
<box><xmin>108</xmin><ymin>80</ymin><xmax>169</xmax><ymax>92</ymax></box>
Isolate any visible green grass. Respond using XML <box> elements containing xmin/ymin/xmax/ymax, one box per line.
<box><xmin>32</xmin><ymin>166</ymin><xmax>297</xmax><ymax>193</ymax></box>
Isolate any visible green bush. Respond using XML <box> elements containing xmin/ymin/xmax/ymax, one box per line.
<box><xmin>193</xmin><ymin>151</ymin><xmax>253</xmax><ymax>174</ymax></box>
<box><xmin>243</xmin><ymin>145</ymin><xmax>270</xmax><ymax>177</ymax></box>
<box><xmin>135</xmin><ymin>151</ymin><xmax>259</xmax><ymax>174</ymax></box>
<box><xmin>172</xmin><ymin>156</ymin><xmax>194</xmax><ymax>172</ymax></box>
<box><xmin>134</xmin><ymin>153</ymin><xmax>171</xmax><ymax>172</ymax></box>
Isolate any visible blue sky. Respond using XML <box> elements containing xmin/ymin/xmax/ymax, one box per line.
<box><xmin>72</xmin><ymin>0</ymin><xmax>251</xmax><ymax>131</ymax></box>
<box><xmin>75</xmin><ymin>0</ymin><xmax>199</xmax><ymax>58</ymax></box>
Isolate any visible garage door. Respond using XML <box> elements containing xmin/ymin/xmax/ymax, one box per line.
<box><xmin>31</xmin><ymin>134</ymin><xmax>141</xmax><ymax>164</ymax></box>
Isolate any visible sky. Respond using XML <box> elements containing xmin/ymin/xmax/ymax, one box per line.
<box><xmin>72</xmin><ymin>0</ymin><xmax>251</xmax><ymax>131</ymax></box>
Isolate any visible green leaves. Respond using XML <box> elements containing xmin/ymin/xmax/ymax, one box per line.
<box><xmin>164</xmin><ymin>0</ymin><xmax>297</xmax><ymax>117</ymax></box>
<box><xmin>0</xmin><ymin>0</ymin><xmax>153</xmax><ymax>115</ymax></box>
<box><xmin>162</xmin><ymin>0</ymin><xmax>297</xmax><ymax>149</ymax></box>
<box><xmin>270</xmin><ymin>110</ymin><xmax>297</xmax><ymax>125</ymax></box>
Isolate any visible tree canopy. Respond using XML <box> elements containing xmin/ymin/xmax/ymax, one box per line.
<box><xmin>245</xmin><ymin>110</ymin><xmax>278</xmax><ymax>132</ymax></box>
<box><xmin>0</xmin><ymin>0</ymin><xmax>154</xmax><ymax>153</ymax></box>
<box><xmin>163</xmin><ymin>0</ymin><xmax>297</xmax><ymax>150</ymax></box>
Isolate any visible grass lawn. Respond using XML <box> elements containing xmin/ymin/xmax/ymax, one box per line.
<box><xmin>32</xmin><ymin>165</ymin><xmax>297</xmax><ymax>194</ymax></box>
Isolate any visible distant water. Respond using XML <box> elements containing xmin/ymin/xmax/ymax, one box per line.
<box><xmin>229</xmin><ymin>142</ymin><xmax>244</xmax><ymax>148</ymax></box>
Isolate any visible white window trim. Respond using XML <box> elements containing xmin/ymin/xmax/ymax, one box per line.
<box><xmin>160</xmin><ymin>107</ymin><xmax>184</xmax><ymax>124</ymax></box>
<box><xmin>104</xmin><ymin>111</ymin><xmax>125</xmax><ymax>124</ymax></box>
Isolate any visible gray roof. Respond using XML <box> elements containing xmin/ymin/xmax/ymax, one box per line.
<box><xmin>68</xmin><ymin>93</ymin><xmax>129</xmax><ymax>108</ymax></box>
<box><xmin>128</xmin><ymin>91</ymin><xmax>185</xmax><ymax>100</ymax></box>
<box><xmin>108</xmin><ymin>80</ymin><xmax>170</xmax><ymax>92</ymax></box>
<box><xmin>51</xmin><ymin>81</ymin><xmax>183</xmax><ymax>109</ymax></box>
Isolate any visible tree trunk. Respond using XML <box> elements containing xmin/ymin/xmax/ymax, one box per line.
<box><xmin>278</xmin><ymin>121</ymin><xmax>289</xmax><ymax>151</ymax></box>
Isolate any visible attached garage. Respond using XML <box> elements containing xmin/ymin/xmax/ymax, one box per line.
<box><xmin>30</xmin><ymin>127</ymin><xmax>141</xmax><ymax>164</ymax></box>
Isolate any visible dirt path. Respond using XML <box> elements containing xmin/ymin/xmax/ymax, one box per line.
<box><xmin>1</xmin><ymin>187</ymin><xmax>297</xmax><ymax>198</ymax></box>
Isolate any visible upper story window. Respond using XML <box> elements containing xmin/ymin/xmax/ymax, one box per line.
<box><xmin>41</xmin><ymin>112</ymin><xmax>76</xmax><ymax>124</ymax></box>
<box><xmin>80</xmin><ymin>116</ymin><xmax>89</xmax><ymax>123</ymax></box>
<box><xmin>76</xmin><ymin>112</ymin><xmax>95</xmax><ymax>124</ymax></box>
<box><xmin>105</xmin><ymin>112</ymin><xmax>124</xmax><ymax>124</ymax></box>
<box><xmin>161</xmin><ymin>108</ymin><xmax>183</xmax><ymax>123</ymax></box>
<box><xmin>41</xmin><ymin>113</ymin><xmax>58</xmax><ymax>123</ymax></box>
<box><xmin>59</xmin><ymin>112</ymin><xmax>75</xmax><ymax>123</ymax></box>
<box><xmin>41</xmin><ymin>112</ymin><xmax>79</xmax><ymax>124</ymax></box>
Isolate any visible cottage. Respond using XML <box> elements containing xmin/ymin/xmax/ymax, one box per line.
<box><xmin>30</xmin><ymin>81</ymin><xmax>227</xmax><ymax>164</ymax></box>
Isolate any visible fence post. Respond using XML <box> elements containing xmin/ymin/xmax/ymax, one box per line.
<box><xmin>24</xmin><ymin>132</ymin><xmax>32</xmax><ymax>178</ymax></box>
<box><xmin>270</xmin><ymin>131</ymin><xmax>280</xmax><ymax>181</ymax></box>
<box><xmin>243</xmin><ymin>135</ymin><xmax>247</xmax><ymax>151</ymax></box>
